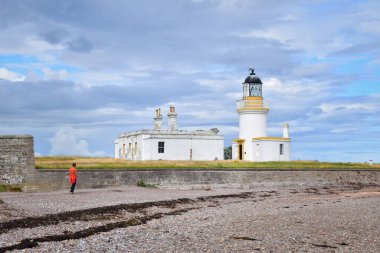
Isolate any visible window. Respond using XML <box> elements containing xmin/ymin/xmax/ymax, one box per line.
<box><xmin>249</xmin><ymin>83</ymin><xmax>262</xmax><ymax>97</ymax></box>
<box><xmin>134</xmin><ymin>142</ymin><xmax>137</xmax><ymax>154</ymax></box>
<box><xmin>280</xmin><ymin>144</ymin><xmax>284</xmax><ymax>155</ymax></box>
<box><xmin>158</xmin><ymin>141</ymin><xmax>165</xmax><ymax>153</ymax></box>
<box><xmin>122</xmin><ymin>144</ymin><xmax>126</xmax><ymax>155</ymax></box>
<box><xmin>128</xmin><ymin>143</ymin><xmax>131</xmax><ymax>152</ymax></box>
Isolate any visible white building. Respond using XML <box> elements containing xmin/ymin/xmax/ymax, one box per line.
<box><xmin>115</xmin><ymin>106</ymin><xmax>224</xmax><ymax>161</ymax></box>
<box><xmin>232</xmin><ymin>69</ymin><xmax>291</xmax><ymax>161</ymax></box>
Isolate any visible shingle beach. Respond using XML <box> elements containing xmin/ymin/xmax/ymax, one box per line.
<box><xmin>0</xmin><ymin>184</ymin><xmax>379</xmax><ymax>252</ymax></box>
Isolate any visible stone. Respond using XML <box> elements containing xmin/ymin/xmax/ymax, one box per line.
<box><xmin>0</xmin><ymin>135</ymin><xmax>35</xmax><ymax>184</ymax></box>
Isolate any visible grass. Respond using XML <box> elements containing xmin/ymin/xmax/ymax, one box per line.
<box><xmin>137</xmin><ymin>179</ymin><xmax>157</xmax><ymax>188</ymax></box>
<box><xmin>0</xmin><ymin>184</ymin><xmax>23</xmax><ymax>192</ymax></box>
<box><xmin>35</xmin><ymin>156</ymin><xmax>380</xmax><ymax>170</ymax></box>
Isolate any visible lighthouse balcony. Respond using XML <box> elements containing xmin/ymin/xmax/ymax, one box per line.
<box><xmin>237</xmin><ymin>98</ymin><xmax>269</xmax><ymax>111</ymax></box>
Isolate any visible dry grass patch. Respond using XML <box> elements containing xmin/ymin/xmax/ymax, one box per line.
<box><xmin>35</xmin><ymin>157</ymin><xmax>380</xmax><ymax>170</ymax></box>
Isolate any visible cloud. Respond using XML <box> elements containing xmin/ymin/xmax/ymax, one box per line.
<box><xmin>41</xmin><ymin>29</ymin><xmax>69</xmax><ymax>45</ymax></box>
<box><xmin>65</xmin><ymin>37</ymin><xmax>94</xmax><ymax>53</ymax></box>
<box><xmin>0</xmin><ymin>68</ymin><xmax>25</xmax><ymax>81</ymax></box>
<box><xmin>49</xmin><ymin>128</ymin><xmax>107</xmax><ymax>156</ymax></box>
<box><xmin>42</xmin><ymin>68</ymin><xmax>69</xmax><ymax>80</ymax></box>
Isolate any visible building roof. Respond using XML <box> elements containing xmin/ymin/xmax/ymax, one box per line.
<box><xmin>244</xmin><ymin>68</ymin><xmax>262</xmax><ymax>84</ymax></box>
<box><xmin>117</xmin><ymin>129</ymin><xmax>223</xmax><ymax>139</ymax></box>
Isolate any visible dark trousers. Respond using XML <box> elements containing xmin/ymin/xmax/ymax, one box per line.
<box><xmin>70</xmin><ymin>181</ymin><xmax>76</xmax><ymax>193</ymax></box>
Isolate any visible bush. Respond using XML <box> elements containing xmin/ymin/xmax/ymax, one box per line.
<box><xmin>137</xmin><ymin>179</ymin><xmax>147</xmax><ymax>187</ymax></box>
<box><xmin>0</xmin><ymin>184</ymin><xmax>22</xmax><ymax>192</ymax></box>
<box><xmin>224</xmin><ymin>146</ymin><xmax>232</xmax><ymax>160</ymax></box>
<box><xmin>137</xmin><ymin>179</ymin><xmax>157</xmax><ymax>188</ymax></box>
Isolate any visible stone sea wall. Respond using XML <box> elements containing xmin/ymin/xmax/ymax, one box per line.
<box><xmin>0</xmin><ymin>135</ymin><xmax>35</xmax><ymax>184</ymax></box>
<box><xmin>26</xmin><ymin>169</ymin><xmax>380</xmax><ymax>191</ymax></box>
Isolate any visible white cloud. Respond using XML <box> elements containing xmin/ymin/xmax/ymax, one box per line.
<box><xmin>238</xmin><ymin>19</ymin><xmax>352</xmax><ymax>57</ymax></box>
<box><xmin>0</xmin><ymin>68</ymin><xmax>25</xmax><ymax>82</ymax></box>
<box><xmin>49</xmin><ymin>128</ymin><xmax>107</xmax><ymax>157</ymax></box>
<box><xmin>280</xmin><ymin>14</ymin><xmax>298</xmax><ymax>22</ymax></box>
<box><xmin>42</xmin><ymin>68</ymin><xmax>69</xmax><ymax>80</ymax></box>
<box><xmin>195</xmin><ymin>78</ymin><xmax>241</xmax><ymax>90</ymax></box>
<box><xmin>319</xmin><ymin>102</ymin><xmax>378</xmax><ymax>113</ymax></box>
<box><xmin>264</xmin><ymin>77</ymin><xmax>328</xmax><ymax>96</ymax></box>
<box><xmin>330</xmin><ymin>127</ymin><xmax>358</xmax><ymax>133</ymax></box>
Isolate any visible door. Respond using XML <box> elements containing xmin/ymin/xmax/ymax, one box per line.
<box><xmin>238</xmin><ymin>144</ymin><xmax>243</xmax><ymax>160</ymax></box>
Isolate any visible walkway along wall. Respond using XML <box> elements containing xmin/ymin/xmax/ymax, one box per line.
<box><xmin>0</xmin><ymin>135</ymin><xmax>35</xmax><ymax>184</ymax></box>
<box><xmin>26</xmin><ymin>169</ymin><xmax>380</xmax><ymax>191</ymax></box>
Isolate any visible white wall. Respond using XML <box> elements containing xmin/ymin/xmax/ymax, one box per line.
<box><xmin>116</xmin><ymin>133</ymin><xmax>224</xmax><ymax>161</ymax></box>
<box><xmin>146</xmin><ymin>137</ymin><xmax>224</xmax><ymax>161</ymax></box>
<box><xmin>115</xmin><ymin>134</ymin><xmax>145</xmax><ymax>160</ymax></box>
<box><xmin>238</xmin><ymin>110</ymin><xmax>268</xmax><ymax>161</ymax></box>
<box><xmin>251</xmin><ymin>140</ymin><xmax>291</xmax><ymax>161</ymax></box>
<box><xmin>232</xmin><ymin>143</ymin><xmax>238</xmax><ymax>160</ymax></box>
<box><xmin>238</xmin><ymin>111</ymin><xmax>268</xmax><ymax>139</ymax></box>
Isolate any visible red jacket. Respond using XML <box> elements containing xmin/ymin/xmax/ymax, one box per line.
<box><xmin>69</xmin><ymin>167</ymin><xmax>77</xmax><ymax>184</ymax></box>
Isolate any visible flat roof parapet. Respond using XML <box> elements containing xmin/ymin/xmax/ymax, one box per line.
<box><xmin>118</xmin><ymin>129</ymin><xmax>222</xmax><ymax>138</ymax></box>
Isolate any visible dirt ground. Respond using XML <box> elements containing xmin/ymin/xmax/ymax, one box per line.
<box><xmin>0</xmin><ymin>184</ymin><xmax>379</xmax><ymax>252</ymax></box>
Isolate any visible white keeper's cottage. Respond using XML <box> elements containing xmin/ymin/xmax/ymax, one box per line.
<box><xmin>232</xmin><ymin>69</ymin><xmax>292</xmax><ymax>161</ymax></box>
<box><xmin>115</xmin><ymin>106</ymin><xmax>224</xmax><ymax>161</ymax></box>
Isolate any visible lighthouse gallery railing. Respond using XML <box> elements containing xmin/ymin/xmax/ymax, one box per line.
<box><xmin>236</xmin><ymin>99</ymin><xmax>269</xmax><ymax>111</ymax></box>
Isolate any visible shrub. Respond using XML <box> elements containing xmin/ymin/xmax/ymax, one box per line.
<box><xmin>224</xmin><ymin>146</ymin><xmax>232</xmax><ymax>160</ymax></box>
<box><xmin>137</xmin><ymin>179</ymin><xmax>157</xmax><ymax>188</ymax></box>
<box><xmin>137</xmin><ymin>179</ymin><xmax>147</xmax><ymax>187</ymax></box>
<box><xmin>0</xmin><ymin>184</ymin><xmax>22</xmax><ymax>192</ymax></box>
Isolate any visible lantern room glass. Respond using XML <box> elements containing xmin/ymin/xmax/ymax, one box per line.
<box><xmin>249</xmin><ymin>83</ymin><xmax>262</xmax><ymax>97</ymax></box>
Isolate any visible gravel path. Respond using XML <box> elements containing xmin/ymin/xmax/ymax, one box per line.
<box><xmin>0</xmin><ymin>186</ymin><xmax>249</xmax><ymax>217</ymax></box>
<box><xmin>0</xmin><ymin>184</ymin><xmax>379</xmax><ymax>252</ymax></box>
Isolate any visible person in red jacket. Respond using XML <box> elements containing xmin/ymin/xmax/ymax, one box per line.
<box><xmin>69</xmin><ymin>163</ymin><xmax>77</xmax><ymax>194</ymax></box>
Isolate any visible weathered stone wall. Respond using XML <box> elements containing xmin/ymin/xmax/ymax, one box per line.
<box><xmin>26</xmin><ymin>169</ymin><xmax>380</xmax><ymax>191</ymax></box>
<box><xmin>0</xmin><ymin>135</ymin><xmax>35</xmax><ymax>184</ymax></box>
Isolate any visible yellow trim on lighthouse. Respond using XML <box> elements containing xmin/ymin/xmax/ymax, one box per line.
<box><xmin>237</xmin><ymin>98</ymin><xmax>269</xmax><ymax>111</ymax></box>
<box><xmin>252</xmin><ymin>137</ymin><xmax>291</xmax><ymax>141</ymax></box>
<box><xmin>246</xmin><ymin>96</ymin><xmax>263</xmax><ymax>100</ymax></box>
<box><xmin>232</xmin><ymin>138</ymin><xmax>246</xmax><ymax>142</ymax></box>
<box><xmin>233</xmin><ymin>138</ymin><xmax>245</xmax><ymax>160</ymax></box>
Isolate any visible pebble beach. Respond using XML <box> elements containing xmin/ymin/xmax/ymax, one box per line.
<box><xmin>0</xmin><ymin>184</ymin><xmax>379</xmax><ymax>252</ymax></box>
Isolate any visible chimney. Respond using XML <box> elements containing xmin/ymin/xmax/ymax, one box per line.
<box><xmin>167</xmin><ymin>105</ymin><xmax>177</xmax><ymax>131</ymax></box>
<box><xmin>283</xmin><ymin>122</ymin><xmax>289</xmax><ymax>138</ymax></box>
<box><xmin>154</xmin><ymin>108</ymin><xmax>163</xmax><ymax>130</ymax></box>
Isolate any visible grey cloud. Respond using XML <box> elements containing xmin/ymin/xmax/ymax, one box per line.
<box><xmin>65</xmin><ymin>37</ymin><xmax>94</xmax><ymax>53</ymax></box>
<box><xmin>0</xmin><ymin>70</ymin><xmax>209</xmax><ymax>125</ymax></box>
<box><xmin>40</xmin><ymin>30</ymin><xmax>94</xmax><ymax>53</ymax></box>
<box><xmin>331</xmin><ymin>42</ymin><xmax>380</xmax><ymax>56</ymax></box>
<box><xmin>41</xmin><ymin>29</ymin><xmax>69</xmax><ymax>44</ymax></box>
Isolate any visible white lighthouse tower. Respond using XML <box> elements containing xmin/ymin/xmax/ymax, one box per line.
<box><xmin>232</xmin><ymin>69</ymin><xmax>291</xmax><ymax>161</ymax></box>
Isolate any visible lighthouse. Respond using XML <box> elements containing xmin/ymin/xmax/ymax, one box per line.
<box><xmin>232</xmin><ymin>69</ymin><xmax>291</xmax><ymax>161</ymax></box>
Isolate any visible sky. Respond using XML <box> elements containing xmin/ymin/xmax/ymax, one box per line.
<box><xmin>0</xmin><ymin>0</ymin><xmax>379</xmax><ymax>162</ymax></box>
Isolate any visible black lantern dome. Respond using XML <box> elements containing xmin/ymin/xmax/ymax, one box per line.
<box><xmin>244</xmin><ymin>68</ymin><xmax>262</xmax><ymax>84</ymax></box>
